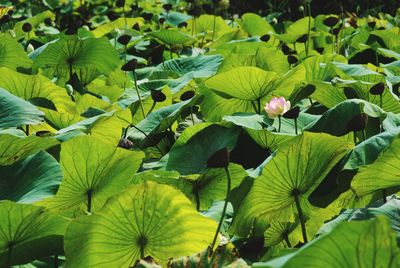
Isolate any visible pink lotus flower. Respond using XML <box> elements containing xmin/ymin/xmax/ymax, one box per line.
<box><xmin>264</xmin><ymin>97</ymin><xmax>291</xmax><ymax>118</ymax></box>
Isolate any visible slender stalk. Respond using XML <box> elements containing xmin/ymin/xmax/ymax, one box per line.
<box><xmin>283</xmin><ymin>232</ymin><xmax>292</xmax><ymax>248</ymax></box>
<box><xmin>211</xmin><ymin>166</ymin><xmax>231</xmax><ymax>251</ymax></box>
<box><xmin>195</xmin><ymin>189</ymin><xmax>200</xmax><ymax>211</ymax></box>
<box><xmin>294</xmin><ymin>193</ymin><xmax>308</xmax><ymax>243</ymax></box>
<box><xmin>361</xmin><ymin>129</ymin><xmax>366</xmax><ymax>142</ymax></box>
<box><xmin>353</xmin><ymin>131</ymin><xmax>357</xmax><ymax>144</ymax></box>
<box><xmin>147</xmin><ymin>101</ymin><xmax>156</xmax><ymax>117</ymax></box>
<box><xmin>211</xmin><ymin>15</ymin><xmax>216</xmax><ymax>42</ymax></box>
<box><xmin>170</xmin><ymin>49</ymin><xmax>173</xmax><ymax>60</ymax></box>
<box><xmin>129</xmin><ymin>124</ymin><xmax>164</xmax><ymax>156</ymax></box>
<box><xmin>294</xmin><ymin>118</ymin><xmax>298</xmax><ymax>135</ymax></box>
<box><xmin>25</xmin><ymin>125</ymin><xmax>29</xmax><ymax>136</ymax></box>
<box><xmin>123</xmin><ymin>4</ymin><xmax>127</xmax><ymax>28</ymax></box>
<box><xmin>140</xmin><ymin>245</ymin><xmax>145</xmax><ymax>259</ymax></box>
<box><xmin>54</xmin><ymin>254</ymin><xmax>59</xmax><ymax>268</ymax></box>
<box><xmin>251</xmin><ymin>101</ymin><xmax>258</xmax><ymax>114</ymax></box>
<box><xmin>87</xmin><ymin>189</ymin><xmax>93</xmax><ymax>213</ymax></box>
<box><xmin>305</xmin><ymin>2</ymin><xmax>311</xmax><ymax>56</ymax></box>
<box><xmin>257</xmin><ymin>98</ymin><xmax>261</xmax><ymax>114</ymax></box>
<box><xmin>379</xmin><ymin>94</ymin><xmax>383</xmax><ymax>108</ymax></box>
<box><xmin>6</xmin><ymin>243</ymin><xmax>13</xmax><ymax>267</ymax></box>
<box><xmin>132</xmin><ymin>71</ymin><xmax>146</xmax><ymax>118</ymax></box>
<box><xmin>278</xmin><ymin>116</ymin><xmax>282</xmax><ymax>132</ymax></box>
<box><xmin>382</xmin><ymin>189</ymin><xmax>387</xmax><ymax>203</ymax></box>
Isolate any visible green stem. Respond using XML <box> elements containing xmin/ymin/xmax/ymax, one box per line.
<box><xmin>133</xmin><ymin>71</ymin><xmax>146</xmax><ymax>118</ymax></box>
<box><xmin>278</xmin><ymin>116</ymin><xmax>282</xmax><ymax>132</ymax></box>
<box><xmin>379</xmin><ymin>94</ymin><xmax>383</xmax><ymax>108</ymax></box>
<box><xmin>362</xmin><ymin>129</ymin><xmax>366</xmax><ymax>142</ymax></box>
<box><xmin>129</xmin><ymin>125</ymin><xmax>164</xmax><ymax>156</ymax></box>
<box><xmin>54</xmin><ymin>254</ymin><xmax>59</xmax><ymax>268</ymax></box>
<box><xmin>25</xmin><ymin>125</ymin><xmax>29</xmax><ymax>136</ymax></box>
<box><xmin>305</xmin><ymin>2</ymin><xmax>311</xmax><ymax>56</ymax></box>
<box><xmin>195</xmin><ymin>190</ymin><xmax>200</xmax><ymax>211</ymax></box>
<box><xmin>6</xmin><ymin>243</ymin><xmax>13</xmax><ymax>267</ymax></box>
<box><xmin>382</xmin><ymin>189</ymin><xmax>387</xmax><ymax>203</ymax></box>
<box><xmin>257</xmin><ymin>98</ymin><xmax>261</xmax><ymax>114</ymax></box>
<box><xmin>87</xmin><ymin>189</ymin><xmax>93</xmax><ymax>213</ymax></box>
<box><xmin>211</xmin><ymin>15</ymin><xmax>216</xmax><ymax>42</ymax></box>
<box><xmin>294</xmin><ymin>194</ymin><xmax>308</xmax><ymax>243</ymax></box>
<box><xmin>353</xmin><ymin>131</ymin><xmax>357</xmax><ymax>144</ymax></box>
<box><xmin>147</xmin><ymin>101</ymin><xmax>156</xmax><ymax>117</ymax></box>
<box><xmin>211</xmin><ymin>166</ymin><xmax>231</xmax><ymax>250</ymax></box>
<box><xmin>283</xmin><ymin>232</ymin><xmax>292</xmax><ymax>248</ymax></box>
<box><xmin>251</xmin><ymin>101</ymin><xmax>258</xmax><ymax>114</ymax></box>
<box><xmin>294</xmin><ymin>118</ymin><xmax>298</xmax><ymax>135</ymax></box>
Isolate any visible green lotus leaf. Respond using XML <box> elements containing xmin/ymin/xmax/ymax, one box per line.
<box><xmin>351</xmin><ymin>137</ymin><xmax>400</xmax><ymax>197</ymax></box>
<box><xmin>239</xmin><ymin>13</ymin><xmax>274</xmax><ymax>37</ymax></box>
<box><xmin>278</xmin><ymin>16</ymin><xmax>315</xmax><ymax>44</ymax></box>
<box><xmin>344</xmin><ymin>128</ymin><xmax>400</xmax><ymax>170</ymax></box>
<box><xmin>254</xmin><ymin>217</ymin><xmax>400</xmax><ymax>268</ymax></box>
<box><xmin>41</xmin><ymin>135</ymin><xmax>144</xmax><ymax>216</ymax></box>
<box><xmin>32</xmin><ymin>35</ymin><xmax>120</xmax><ymax>81</ymax></box>
<box><xmin>0</xmin><ymin>151</ymin><xmax>61</xmax><ymax>203</ymax></box>
<box><xmin>91</xmin><ymin>17</ymin><xmax>144</xmax><ymax>37</ymax></box>
<box><xmin>0</xmin><ymin>67</ymin><xmax>75</xmax><ymax>113</ymax></box>
<box><xmin>0</xmin><ymin>34</ymin><xmax>32</xmax><ymax>70</ymax></box>
<box><xmin>187</xmin><ymin>14</ymin><xmax>231</xmax><ymax>39</ymax></box>
<box><xmin>127</xmin><ymin>97</ymin><xmax>199</xmax><ymax>142</ymax></box>
<box><xmin>305</xmin><ymin>99</ymin><xmax>386</xmax><ymax>136</ymax></box>
<box><xmin>205</xmin><ymin>67</ymin><xmax>279</xmax><ymax>101</ymax></box>
<box><xmin>255</xmin><ymin>47</ymin><xmax>290</xmax><ymax>75</ymax></box>
<box><xmin>0</xmin><ymin>88</ymin><xmax>44</xmax><ymax>128</ymax></box>
<box><xmin>232</xmin><ymin>132</ymin><xmax>352</xmax><ymax>236</ymax></box>
<box><xmin>147</xmin><ymin>30</ymin><xmax>194</xmax><ymax>46</ymax></box>
<box><xmin>134</xmin><ymin>163</ymin><xmax>247</xmax><ymax>211</ymax></box>
<box><xmin>13</xmin><ymin>10</ymin><xmax>55</xmax><ymax>39</ymax></box>
<box><xmin>163</xmin><ymin>124</ymin><xmax>241</xmax><ymax>175</ymax></box>
<box><xmin>170</xmin><ymin>243</ymin><xmax>249</xmax><ymax>268</ymax></box>
<box><xmin>0</xmin><ymin>134</ymin><xmax>59</xmax><ymax>166</ymax></box>
<box><xmin>64</xmin><ymin>182</ymin><xmax>217</xmax><ymax>266</ymax></box>
<box><xmin>0</xmin><ymin>201</ymin><xmax>69</xmax><ymax>267</ymax></box>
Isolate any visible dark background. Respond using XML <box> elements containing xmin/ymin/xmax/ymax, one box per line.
<box><xmin>229</xmin><ymin>0</ymin><xmax>399</xmax><ymax>19</ymax></box>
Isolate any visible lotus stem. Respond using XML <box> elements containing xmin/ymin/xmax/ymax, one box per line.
<box><xmin>361</xmin><ymin>129</ymin><xmax>366</xmax><ymax>142</ymax></box>
<box><xmin>257</xmin><ymin>98</ymin><xmax>261</xmax><ymax>114</ymax></box>
<box><xmin>379</xmin><ymin>93</ymin><xmax>383</xmax><ymax>108</ymax></box>
<box><xmin>211</xmin><ymin>15</ymin><xmax>216</xmax><ymax>42</ymax></box>
<box><xmin>128</xmin><ymin>124</ymin><xmax>164</xmax><ymax>156</ymax></box>
<box><xmin>54</xmin><ymin>255</ymin><xmax>58</xmax><ymax>268</ymax></box>
<box><xmin>283</xmin><ymin>231</ymin><xmax>292</xmax><ymax>248</ymax></box>
<box><xmin>382</xmin><ymin>189</ymin><xmax>387</xmax><ymax>203</ymax></box>
<box><xmin>87</xmin><ymin>189</ymin><xmax>93</xmax><ymax>213</ymax></box>
<box><xmin>294</xmin><ymin>193</ymin><xmax>308</xmax><ymax>243</ymax></box>
<box><xmin>211</xmin><ymin>166</ymin><xmax>231</xmax><ymax>251</ymax></box>
<box><xmin>147</xmin><ymin>101</ymin><xmax>156</xmax><ymax>117</ymax></box>
<box><xmin>294</xmin><ymin>118</ymin><xmax>298</xmax><ymax>135</ymax></box>
<box><xmin>278</xmin><ymin>116</ymin><xmax>282</xmax><ymax>132</ymax></box>
<box><xmin>195</xmin><ymin>190</ymin><xmax>200</xmax><ymax>211</ymax></box>
<box><xmin>132</xmin><ymin>71</ymin><xmax>146</xmax><ymax>118</ymax></box>
<box><xmin>305</xmin><ymin>2</ymin><xmax>311</xmax><ymax>56</ymax></box>
<box><xmin>6</xmin><ymin>243</ymin><xmax>13</xmax><ymax>267</ymax></box>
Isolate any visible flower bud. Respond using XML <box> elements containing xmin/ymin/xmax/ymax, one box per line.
<box><xmin>26</xmin><ymin>43</ymin><xmax>34</xmax><ymax>53</ymax></box>
<box><xmin>118</xmin><ymin>138</ymin><xmax>134</xmax><ymax>149</ymax></box>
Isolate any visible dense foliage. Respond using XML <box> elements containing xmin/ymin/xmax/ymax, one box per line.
<box><xmin>0</xmin><ymin>0</ymin><xmax>400</xmax><ymax>267</ymax></box>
